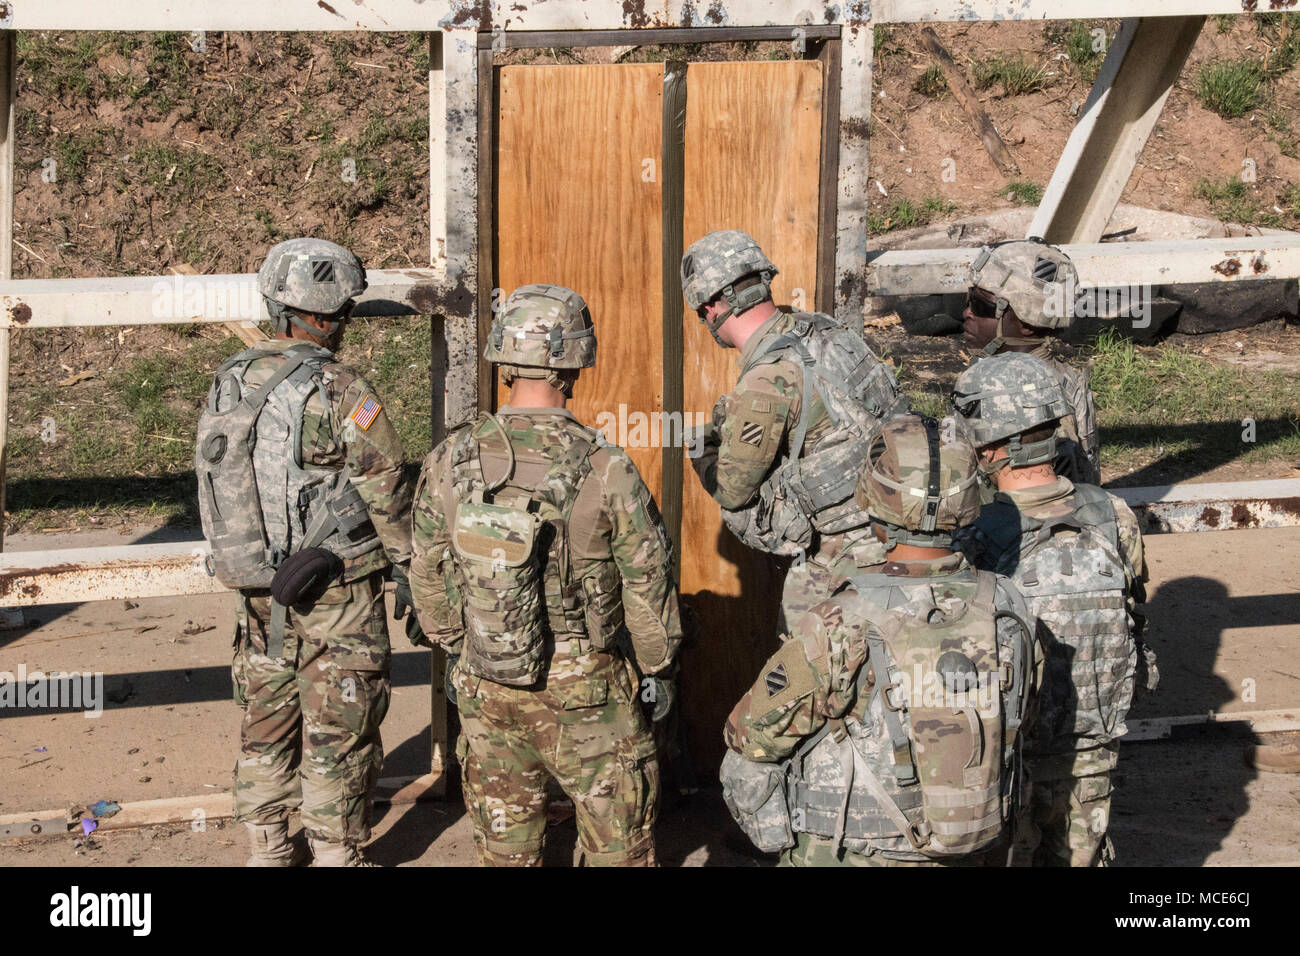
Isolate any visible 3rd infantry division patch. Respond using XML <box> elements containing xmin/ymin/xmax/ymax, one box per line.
<box><xmin>766</xmin><ymin>663</ymin><xmax>788</xmax><ymax>696</ymax></box>
<box><xmin>740</xmin><ymin>421</ymin><xmax>764</xmax><ymax>446</ymax></box>
<box><xmin>352</xmin><ymin>394</ymin><xmax>382</xmax><ymax>430</ymax></box>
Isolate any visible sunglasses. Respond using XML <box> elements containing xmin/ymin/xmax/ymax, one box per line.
<box><xmin>965</xmin><ymin>290</ymin><xmax>998</xmax><ymax>320</ymax></box>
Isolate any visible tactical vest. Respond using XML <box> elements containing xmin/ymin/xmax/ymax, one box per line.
<box><xmin>724</xmin><ymin>312</ymin><xmax>907</xmax><ymax>553</ymax></box>
<box><xmin>785</xmin><ymin>569</ymin><xmax>1034</xmax><ymax>860</ymax></box>
<box><xmin>441</xmin><ymin>414</ymin><xmax>624</xmax><ymax>687</ymax></box>
<box><xmin>973</xmin><ymin>484</ymin><xmax>1134</xmax><ymax>752</ymax></box>
<box><xmin>195</xmin><ymin>344</ymin><xmax>383</xmax><ymax>591</ymax></box>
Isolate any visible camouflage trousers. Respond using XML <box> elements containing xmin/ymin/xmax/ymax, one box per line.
<box><xmin>231</xmin><ymin>572</ymin><xmax>391</xmax><ymax>845</ymax></box>
<box><xmin>780</xmin><ymin>833</ymin><xmax>1005</xmax><ymax>867</ymax></box>
<box><xmin>453</xmin><ymin>649</ymin><xmax>659</xmax><ymax>867</ymax></box>
<box><xmin>1011</xmin><ymin>771</ymin><xmax>1114</xmax><ymax>867</ymax></box>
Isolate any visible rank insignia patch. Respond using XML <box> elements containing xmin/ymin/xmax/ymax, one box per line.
<box><xmin>740</xmin><ymin>421</ymin><xmax>764</xmax><ymax>447</ymax></box>
<box><xmin>765</xmin><ymin>663</ymin><xmax>788</xmax><ymax>697</ymax></box>
<box><xmin>351</xmin><ymin>394</ymin><xmax>382</xmax><ymax>431</ymax></box>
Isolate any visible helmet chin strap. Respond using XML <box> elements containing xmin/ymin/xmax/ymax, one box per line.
<box><xmin>268</xmin><ymin>301</ymin><xmax>345</xmax><ymax>343</ymax></box>
<box><xmin>702</xmin><ymin>271</ymin><xmax>774</xmax><ymax>349</ymax></box>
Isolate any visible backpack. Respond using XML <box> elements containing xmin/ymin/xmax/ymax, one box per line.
<box><xmin>974</xmin><ymin>484</ymin><xmax>1135</xmax><ymax>749</ymax></box>
<box><xmin>442</xmin><ymin>414</ymin><xmax>609</xmax><ymax>687</ymax></box>
<box><xmin>725</xmin><ymin>312</ymin><xmax>908</xmax><ymax>552</ymax></box>
<box><xmin>787</xmin><ymin>569</ymin><xmax>1035</xmax><ymax>859</ymax></box>
<box><xmin>195</xmin><ymin>344</ymin><xmax>381</xmax><ymax>592</ymax></box>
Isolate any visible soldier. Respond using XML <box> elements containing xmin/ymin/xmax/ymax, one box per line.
<box><xmin>951</xmin><ymin>352</ymin><xmax>1150</xmax><ymax>867</ymax></box>
<box><xmin>719</xmin><ymin>415</ymin><xmax>1041</xmax><ymax>867</ymax></box>
<box><xmin>408</xmin><ymin>284</ymin><xmax>683</xmax><ymax>867</ymax></box>
<box><xmin>962</xmin><ymin>239</ymin><xmax>1101</xmax><ymax>485</ymax></box>
<box><xmin>681</xmin><ymin>230</ymin><xmax>908</xmax><ymax>631</ymax></box>
<box><xmin>195</xmin><ymin>238</ymin><xmax>418</xmax><ymax>866</ymax></box>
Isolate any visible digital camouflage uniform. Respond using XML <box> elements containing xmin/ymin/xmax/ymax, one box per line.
<box><xmin>226</xmin><ymin>338</ymin><xmax>412</xmax><ymax>847</ymax></box>
<box><xmin>409</xmin><ymin>283</ymin><xmax>682</xmax><ymax>867</ymax></box>
<box><xmin>411</xmin><ymin>408</ymin><xmax>682</xmax><ymax>866</ymax></box>
<box><xmin>719</xmin><ymin>416</ymin><xmax>1042</xmax><ymax>868</ymax></box>
<box><xmin>1029</xmin><ymin>342</ymin><xmax>1099</xmax><ymax>486</ymax></box>
<box><xmin>682</xmin><ymin>231</ymin><xmax>904</xmax><ymax>634</ymax></box>
<box><xmin>952</xmin><ymin>351</ymin><xmax>1145</xmax><ymax>867</ymax></box>
<box><xmin>964</xmin><ymin>477</ymin><xmax>1145</xmax><ymax>867</ymax></box>
<box><xmin>725</xmin><ymin>552</ymin><xmax>1040</xmax><ymax>867</ymax></box>
<box><xmin>966</xmin><ymin>240</ymin><xmax>1101</xmax><ymax>486</ymax></box>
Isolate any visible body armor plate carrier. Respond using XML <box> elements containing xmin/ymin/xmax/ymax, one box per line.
<box><xmin>196</xmin><ymin>344</ymin><xmax>383</xmax><ymax>654</ymax></box>
<box><xmin>777</xmin><ymin>569</ymin><xmax>1035</xmax><ymax>860</ymax></box>
<box><xmin>724</xmin><ymin>312</ymin><xmax>907</xmax><ymax>554</ymax></box>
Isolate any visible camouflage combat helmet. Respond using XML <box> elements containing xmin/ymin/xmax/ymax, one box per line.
<box><xmin>681</xmin><ymin>230</ymin><xmax>779</xmax><ymax>347</ymax></box>
<box><xmin>485</xmin><ymin>284</ymin><xmax>596</xmax><ymax>393</ymax></box>
<box><xmin>968</xmin><ymin>239</ymin><xmax>1079</xmax><ymax>352</ymax></box>
<box><xmin>951</xmin><ymin>352</ymin><xmax>1070</xmax><ymax>468</ymax></box>
<box><xmin>257</xmin><ymin>237</ymin><xmax>367</xmax><ymax>338</ymax></box>
<box><xmin>854</xmin><ymin>414</ymin><xmax>981</xmax><ymax>549</ymax></box>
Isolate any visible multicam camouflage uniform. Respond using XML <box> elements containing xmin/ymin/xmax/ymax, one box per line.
<box><xmin>225</xmin><ymin>340</ymin><xmax>412</xmax><ymax>847</ymax></box>
<box><xmin>682</xmin><ymin>231</ymin><xmax>906</xmax><ymax>631</ymax></box>
<box><xmin>720</xmin><ymin>417</ymin><xmax>1042</xmax><ymax>867</ymax></box>
<box><xmin>966</xmin><ymin>240</ymin><xmax>1100</xmax><ymax>485</ymax></box>
<box><xmin>225</xmin><ymin>338</ymin><xmax>412</xmax><ymax>844</ymax></box>
<box><xmin>953</xmin><ymin>353</ymin><xmax>1147</xmax><ymax>867</ymax></box>
<box><xmin>409</xmin><ymin>285</ymin><xmax>683</xmax><ymax>867</ymax></box>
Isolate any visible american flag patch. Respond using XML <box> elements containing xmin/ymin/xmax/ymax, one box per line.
<box><xmin>740</xmin><ymin>421</ymin><xmax>764</xmax><ymax>447</ymax></box>
<box><xmin>351</xmin><ymin>394</ymin><xmax>382</xmax><ymax>431</ymax></box>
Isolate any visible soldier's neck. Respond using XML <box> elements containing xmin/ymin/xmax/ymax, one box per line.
<box><xmin>508</xmin><ymin>379</ymin><xmax>569</xmax><ymax>409</ymax></box>
<box><xmin>723</xmin><ymin>300</ymin><xmax>781</xmax><ymax>350</ymax></box>
<box><xmin>996</xmin><ymin>464</ymin><xmax>1058</xmax><ymax>491</ymax></box>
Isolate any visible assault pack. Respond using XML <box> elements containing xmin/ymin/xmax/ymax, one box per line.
<box><xmin>195</xmin><ymin>344</ymin><xmax>383</xmax><ymax>652</ymax></box>
<box><xmin>723</xmin><ymin>312</ymin><xmax>908</xmax><ymax>553</ymax></box>
<box><xmin>972</xmin><ymin>483</ymin><xmax>1136</xmax><ymax>750</ymax></box>
<box><xmin>724</xmin><ymin>568</ymin><xmax>1035</xmax><ymax>860</ymax></box>
<box><xmin>439</xmin><ymin>414</ymin><xmax>624</xmax><ymax>687</ymax></box>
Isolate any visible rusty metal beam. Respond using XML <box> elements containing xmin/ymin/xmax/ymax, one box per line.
<box><xmin>1127</xmin><ymin>708</ymin><xmax>1300</xmax><ymax>742</ymax></box>
<box><xmin>867</xmin><ymin>236</ymin><xmax>1300</xmax><ymax>297</ymax></box>
<box><xmin>0</xmin><ymin>269</ymin><xmax>448</xmax><ymax>329</ymax></box>
<box><xmin>1114</xmin><ymin>479</ymin><xmax>1300</xmax><ymax>534</ymax></box>
<box><xmin>0</xmin><ymin>2</ymin><xmax>1264</xmax><ymax>32</ymax></box>
<box><xmin>0</xmin><ymin>542</ymin><xmax>226</xmax><ymax>607</ymax></box>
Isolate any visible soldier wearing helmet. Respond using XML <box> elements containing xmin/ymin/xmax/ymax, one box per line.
<box><xmin>199</xmin><ymin>238</ymin><xmax>417</xmax><ymax>866</ymax></box>
<box><xmin>408</xmin><ymin>284</ymin><xmax>683</xmax><ymax>867</ymax></box>
<box><xmin>719</xmin><ymin>415</ymin><xmax>1041</xmax><ymax>867</ymax></box>
<box><xmin>951</xmin><ymin>353</ymin><xmax>1152</xmax><ymax>867</ymax></box>
<box><xmin>963</xmin><ymin>239</ymin><xmax>1100</xmax><ymax>484</ymax></box>
<box><xmin>681</xmin><ymin>229</ymin><xmax>908</xmax><ymax>632</ymax></box>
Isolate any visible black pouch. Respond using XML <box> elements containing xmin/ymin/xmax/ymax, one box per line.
<box><xmin>270</xmin><ymin>547</ymin><xmax>343</xmax><ymax>607</ymax></box>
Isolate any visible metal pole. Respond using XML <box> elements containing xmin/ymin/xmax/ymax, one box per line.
<box><xmin>0</xmin><ymin>31</ymin><xmax>15</xmax><ymax>562</ymax></box>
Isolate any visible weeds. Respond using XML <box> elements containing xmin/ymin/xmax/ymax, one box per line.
<box><xmin>867</xmin><ymin>196</ymin><xmax>956</xmax><ymax>235</ymax></box>
<box><xmin>1193</xmin><ymin>176</ymin><xmax>1259</xmax><ymax>224</ymax></box>
<box><xmin>1005</xmin><ymin>181</ymin><xmax>1044</xmax><ymax>205</ymax></box>
<box><xmin>913</xmin><ymin>65</ymin><xmax>947</xmax><ymax>96</ymax></box>
<box><xmin>974</xmin><ymin>56</ymin><xmax>1049</xmax><ymax>96</ymax></box>
<box><xmin>1197</xmin><ymin>58</ymin><xmax>1265</xmax><ymax>117</ymax></box>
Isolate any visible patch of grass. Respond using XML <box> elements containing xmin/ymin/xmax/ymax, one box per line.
<box><xmin>913</xmin><ymin>65</ymin><xmax>947</xmax><ymax>96</ymax></box>
<box><xmin>973</xmin><ymin>56</ymin><xmax>1049</xmax><ymax>97</ymax></box>
<box><xmin>1196</xmin><ymin>58</ymin><xmax>1265</xmax><ymax>118</ymax></box>
<box><xmin>873</xmin><ymin>24</ymin><xmax>894</xmax><ymax>57</ymax></box>
<box><xmin>1089</xmin><ymin>328</ymin><xmax>1300</xmax><ymax>475</ymax></box>
<box><xmin>1212</xmin><ymin>14</ymin><xmax>1236</xmax><ymax>33</ymax></box>
<box><xmin>1260</xmin><ymin>12</ymin><xmax>1300</xmax><ymax>79</ymax></box>
<box><xmin>132</xmin><ymin>143</ymin><xmax>224</xmax><ymax>196</ymax></box>
<box><xmin>1064</xmin><ymin>22</ymin><xmax>1108</xmax><ymax>85</ymax></box>
<box><xmin>866</xmin><ymin>196</ymin><xmax>956</xmax><ymax>236</ymax></box>
<box><xmin>1004</xmin><ymin>181</ymin><xmax>1043</xmax><ymax>205</ymax></box>
<box><xmin>1281</xmin><ymin>182</ymin><xmax>1300</xmax><ymax>221</ymax></box>
<box><xmin>407</xmin><ymin>33</ymin><xmax>431</xmax><ymax>73</ymax></box>
<box><xmin>51</xmin><ymin>129</ymin><xmax>103</xmax><ymax>184</ymax></box>
<box><xmin>1193</xmin><ymin>176</ymin><xmax>1259</xmax><ymax>224</ymax></box>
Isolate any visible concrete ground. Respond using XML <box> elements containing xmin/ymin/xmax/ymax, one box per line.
<box><xmin>1</xmin><ymin>524</ymin><xmax>1297</xmax><ymax>867</ymax></box>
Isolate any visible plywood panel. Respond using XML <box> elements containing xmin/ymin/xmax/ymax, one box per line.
<box><xmin>680</xmin><ymin>61</ymin><xmax>824</xmax><ymax>769</ymax></box>
<box><xmin>496</xmin><ymin>64</ymin><xmax>666</xmax><ymax>502</ymax></box>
